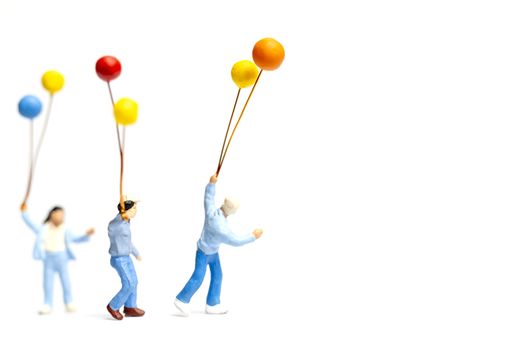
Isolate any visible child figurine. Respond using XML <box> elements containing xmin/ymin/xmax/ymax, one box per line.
<box><xmin>174</xmin><ymin>174</ymin><xmax>263</xmax><ymax>316</ymax></box>
<box><xmin>106</xmin><ymin>200</ymin><xmax>145</xmax><ymax>320</ymax></box>
<box><xmin>20</xmin><ymin>203</ymin><xmax>95</xmax><ymax>315</ymax></box>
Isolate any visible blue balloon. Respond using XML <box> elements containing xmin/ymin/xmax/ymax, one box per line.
<box><xmin>18</xmin><ymin>95</ymin><xmax>42</xmax><ymax>119</ymax></box>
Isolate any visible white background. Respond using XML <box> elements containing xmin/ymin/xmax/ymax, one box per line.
<box><xmin>0</xmin><ymin>0</ymin><xmax>524</xmax><ymax>349</ymax></box>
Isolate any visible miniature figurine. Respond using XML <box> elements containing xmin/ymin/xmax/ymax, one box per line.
<box><xmin>20</xmin><ymin>203</ymin><xmax>95</xmax><ymax>315</ymax></box>
<box><xmin>174</xmin><ymin>174</ymin><xmax>263</xmax><ymax>316</ymax></box>
<box><xmin>106</xmin><ymin>200</ymin><xmax>145</xmax><ymax>320</ymax></box>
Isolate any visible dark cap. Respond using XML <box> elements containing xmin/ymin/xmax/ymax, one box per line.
<box><xmin>118</xmin><ymin>200</ymin><xmax>136</xmax><ymax>212</ymax></box>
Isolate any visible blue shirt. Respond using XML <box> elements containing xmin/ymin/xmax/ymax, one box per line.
<box><xmin>197</xmin><ymin>183</ymin><xmax>256</xmax><ymax>255</ymax></box>
<box><xmin>108</xmin><ymin>214</ymin><xmax>140</xmax><ymax>257</ymax></box>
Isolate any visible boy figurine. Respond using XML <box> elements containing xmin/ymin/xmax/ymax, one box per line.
<box><xmin>174</xmin><ymin>174</ymin><xmax>263</xmax><ymax>316</ymax></box>
<box><xmin>106</xmin><ymin>200</ymin><xmax>145</xmax><ymax>320</ymax></box>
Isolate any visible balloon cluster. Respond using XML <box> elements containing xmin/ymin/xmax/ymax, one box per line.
<box><xmin>17</xmin><ymin>40</ymin><xmax>283</xmax><ymax>207</ymax></box>
<box><xmin>18</xmin><ymin>70</ymin><xmax>65</xmax><ymax>207</ymax></box>
<box><xmin>96</xmin><ymin>56</ymin><xmax>138</xmax><ymax>216</ymax></box>
<box><xmin>96</xmin><ymin>56</ymin><xmax>139</xmax><ymax>126</ymax></box>
<box><xmin>216</xmin><ymin>38</ymin><xmax>285</xmax><ymax>175</ymax></box>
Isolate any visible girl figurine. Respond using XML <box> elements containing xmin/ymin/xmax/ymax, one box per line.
<box><xmin>20</xmin><ymin>204</ymin><xmax>95</xmax><ymax>314</ymax></box>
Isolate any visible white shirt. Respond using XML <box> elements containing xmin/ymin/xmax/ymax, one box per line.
<box><xmin>43</xmin><ymin>224</ymin><xmax>66</xmax><ymax>252</ymax></box>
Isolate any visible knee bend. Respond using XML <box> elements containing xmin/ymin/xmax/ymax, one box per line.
<box><xmin>122</xmin><ymin>279</ymin><xmax>138</xmax><ymax>291</ymax></box>
<box><xmin>189</xmin><ymin>274</ymin><xmax>205</xmax><ymax>286</ymax></box>
<box><xmin>129</xmin><ymin>279</ymin><xmax>138</xmax><ymax>289</ymax></box>
<box><xmin>190</xmin><ymin>269</ymin><xmax>205</xmax><ymax>281</ymax></box>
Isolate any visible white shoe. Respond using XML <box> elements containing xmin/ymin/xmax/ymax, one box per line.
<box><xmin>65</xmin><ymin>303</ymin><xmax>77</xmax><ymax>313</ymax></box>
<box><xmin>205</xmin><ymin>304</ymin><xmax>228</xmax><ymax>315</ymax></box>
<box><xmin>174</xmin><ymin>298</ymin><xmax>190</xmax><ymax>317</ymax></box>
<box><xmin>38</xmin><ymin>305</ymin><xmax>52</xmax><ymax>315</ymax></box>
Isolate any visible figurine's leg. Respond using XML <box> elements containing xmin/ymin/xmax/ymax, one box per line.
<box><xmin>109</xmin><ymin>256</ymin><xmax>136</xmax><ymax>310</ymax></box>
<box><xmin>57</xmin><ymin>255</ymin><xmax>73</xmax><ymax>305</ymax></box>
<box><xmin>43</xmin><ymin>255</ymin><xmax>55</xmax><ymax>307</ymax></box>
<box><xmin>124</xmin><ymin>259</ymin><xmax>138</xmax><ymax>308</ymax></box>
<box><xmin>207</xmin><ymin>253</ymin><xmax>223</xmax><ymax>307</ymax></box>
<box><xmin>176</xmin><ymin>250</ymin><xmax>208</xmax><ymax>303</ymax></box>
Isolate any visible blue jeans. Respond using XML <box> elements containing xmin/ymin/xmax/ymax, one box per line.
<box><xmin>43</xmin><ymin>252</ymin><xmax>72</xmax><ymax>306</ymax></box>
<box><xmin>177</xmin><ymin>249</ymin><xmax>222</xmax><ymax>306</ymax></box>
<box><xmin>109</xmin><ymin>256</ymin><xmax>138</xmax><ymax>310</ymax></box>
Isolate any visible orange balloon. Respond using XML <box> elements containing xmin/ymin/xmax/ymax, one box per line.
<box><xmin>252</xmin><ymin>38</ymin><xmax>285</xmax><ymax>71</ymax></box>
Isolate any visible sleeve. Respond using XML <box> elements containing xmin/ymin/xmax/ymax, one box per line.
<box><xmin>68</xmin><ymin>230</ymin><xmax>90</xmax><ymax>244</ymax></box>
<box><xmin>131</xmin><ymin>244</ymin><xmax>140</xmax><ymax>258</ymax></box>
<box><xmin>222</xmin><ymin>230</ymin><xmax>256</xmax><ymax>247</ymax></box>
<box><xmin>21</xmin><ymin>212</ymin><xmax>40</xmax><ymax>234</ymax></box>
<box><xmin>204</xmin><ymin>183</ymin><xmax>217</xmax><ymax>216</ymax></box>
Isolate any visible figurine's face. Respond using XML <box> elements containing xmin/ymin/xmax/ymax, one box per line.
<box><xmin>50</xmin><ymin>210</ymin><xmax>64</xmax><ymax>226</ymax></box>
<box><xmin>126</xmin><ymin>205</ymin><xmax>137</xmax><ymax>219</ymax></box>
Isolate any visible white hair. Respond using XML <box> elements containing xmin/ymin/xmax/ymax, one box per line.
<box><xmin>221</xmin><ymin>197</ymin><xmax>240</xmax><ymax>216</ymax></box>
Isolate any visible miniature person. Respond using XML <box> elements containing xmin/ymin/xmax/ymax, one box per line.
<box><xmin>174</xmin><ymin>174</ymin><xmax>263</xmax><ymax>316</ymax></box>
<box><xmin>20</xmin><ymin>203</ymin><xmax>95</xmax><ymax>315</ymax></box>
<box><xmin>106</xmin><ymin>200</ymin><xmax>145</xmax><ymax>320</ymax></box>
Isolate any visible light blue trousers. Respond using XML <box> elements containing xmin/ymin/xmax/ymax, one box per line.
<box><xmin>177</xmin><ymin>249</ymin><xmax>223</xmax><ymax>306</ymax></box>
<box><xmin>43</xmin><ymin>251</ymin><xmax>72</xmax><ymax>306</ymax></box>
<box><xmin>109</xmin><ymin>256</ymin><xmax>138</xmax><ymax>310</ymax></box>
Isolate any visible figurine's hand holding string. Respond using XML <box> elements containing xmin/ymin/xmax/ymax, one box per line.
<box><xmin>252</xmin><ymin>229</ymin><xmax>263</xmax><ymax>239</ymax></box>
<box><xmin>210</xmin><ymin>174</ymin><xmax>218</xmax><ymax>184</ymax></box>
<box><xmin>86</xmin><ymin>228</ymin><xmax>96</xmax><ymax>236</ymax></box>
<box><xmin>20</xmin><ymin>202</ymin><xmax>27</xmax><ymax>212</ymax></box>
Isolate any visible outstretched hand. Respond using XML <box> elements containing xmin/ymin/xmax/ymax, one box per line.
<box><xmin>86</xmin><ymin>228</ymin><xmax>96</xmax><ymax>236</ymax></box>
<box><xmin>20</xmin><ymin>203</ymin><xmax>27</xmax><ymax>212</ymax></box>
<box><xmin>253</xmin><ymin>229</ymin><xmax>264</xmax><ymax>239</ymax></box>
<box><xmin>136</xmin><ymin>256</ymin><xmax>143</xmax><ymax>262</ymax></box>
<box><xmin>210</xmin><ymin>174</ymin><xmax>218</xmax><ymax>184</ymax></box>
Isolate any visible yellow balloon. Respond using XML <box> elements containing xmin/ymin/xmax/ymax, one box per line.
<box><xmin>41</xmin><ymin>70</ymin><xmax>64</xmax><ymax>93</ymax></box>
<box><xmin>114</xmin><ymin>98</ymin><xmax>138</xmax><ymax>126</ymax></box>
<box><xmin>231</xmin><ymin>60</ymin><xmax>259</xmax><ymax>88</ymax></box>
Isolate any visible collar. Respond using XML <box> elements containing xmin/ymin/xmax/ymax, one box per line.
<box><xmin>114</xmin><ymin>214</ymin><xmax>130</xmax><ymax>223</ymax></box>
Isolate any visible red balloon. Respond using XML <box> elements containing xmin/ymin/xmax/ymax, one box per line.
<box><xmin>96</xmin><ymin>56</ymin><xmax>122</xmax><ymax>82</ymax></box>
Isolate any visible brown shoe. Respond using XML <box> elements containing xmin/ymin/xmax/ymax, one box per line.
<box><xmin>107</xmin><ymin>304</ymin><xmax>123</xmax><ymax>320</ymax></box>
<box><xmin>124</xmin><ymin>307</ymin><xmax>145</xmax><ymax>317</ymax></box>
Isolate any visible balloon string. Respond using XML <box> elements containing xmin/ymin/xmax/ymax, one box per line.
<box><xmin>122</xmin><ymin>126</ymin><xmax>126</xmax><ymax>153</ymax></box>
<box><xmin>120</xmin><ymin>127</ymin><xmax>126</xmax><ymax>213</ymax></box>
<box><xmin>107</xmin><ymin>81</ymin><xmax>125</xmax><ymax>215</ymax></box>
<box><xmin>22</xmin><ymin>93</ymin><xmax>54</xmax><ymax>205</ymax></box>
<box><xmin>33</xmin><ymin>93</ymin><xmax>54</xmax><ymax>171</ymax></box>
<box><xmin>107</xmin><ymin>81</ymin><xmax>115</xmax><ymax>106</ymax></box>
<box><xmin>22</xmin><ymin>120</ymin><xmax>34</xmax><ymax>206</ymax></box>
<box><xmin>107</xmin><ymin>82</ymin><xmax>123</xmax><ymax>153</ymax></box>
<box><xmin>216</xmin><ymin>88</ymin><xmax>241</xmax><ymax>175</ymax></box>
<box><xmin>218</xmin><ymin>70</ymin><xmax>263</xmax><ymax>174</ymax></box>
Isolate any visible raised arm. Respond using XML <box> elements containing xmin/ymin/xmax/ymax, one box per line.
<box><xmin>20</xmin><ymin>210</ymin><xmax>40</xmax><ymax>234</ymax></box>
<box><xmin>204</xmin><ymin>175</ymin><xmax>218</xmax><ymax>216</ymax></box>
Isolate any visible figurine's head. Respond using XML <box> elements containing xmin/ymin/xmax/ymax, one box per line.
<box><xmin>44</xmin><ymin>206</ymin><xmax>64</xmax><ymax>226</ymax></box>
<box><xmin>118</xmin><ymin>200</ymin><xmax>137</xmax><ymax>219</ymax></box>
<box><xmin>221</xmin><ymin>197</ymin><xmax>240</xmax><ymax>217</ymax></box>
